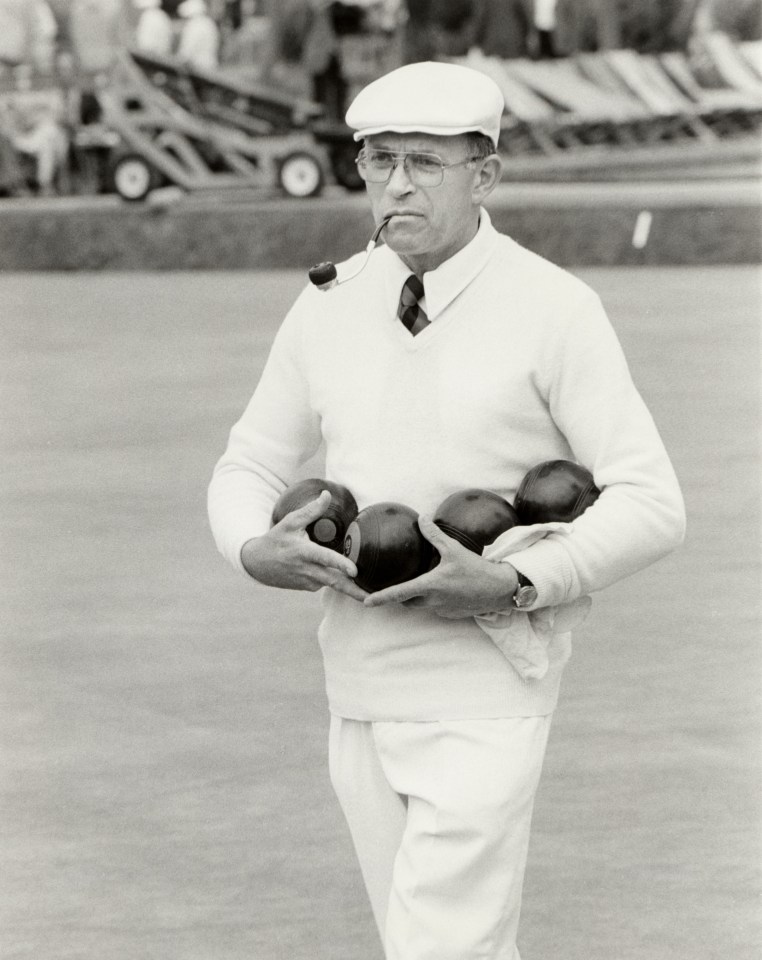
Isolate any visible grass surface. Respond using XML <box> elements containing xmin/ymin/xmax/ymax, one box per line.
<box><xmin>1</xmin><ymin>267</ymin><xmax>760</xmax><ymax>959</ymax></box>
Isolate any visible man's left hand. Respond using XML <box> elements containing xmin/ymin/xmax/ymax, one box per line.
<box><xmin>363</xmin><ymin>515</ymin><xmax>519</xmax><ymax>618</ymax></box>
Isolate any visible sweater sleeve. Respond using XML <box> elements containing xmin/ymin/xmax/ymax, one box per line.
<box><xmin>207</xmin><ymin>288</ymin><xmax>323</xmax><ymax>575</ymax></box>
<box><xmin>504</xmin><ymin>288</ymin><xmax>686</xmax><ymax>609</ymax></box>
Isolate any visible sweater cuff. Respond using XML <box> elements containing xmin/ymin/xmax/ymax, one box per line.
<box><xmin>216</xmin><ymin>521</ymin><xmax>271</xmax><ymax>579</ymax></box>
<box><xmin>501</xmin><ymin>536</ymin><xmax>580</xmax><ymax>610</ymax></box>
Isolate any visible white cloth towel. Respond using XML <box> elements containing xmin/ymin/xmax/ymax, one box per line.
<box><xmin>475</xmin><ymin>523</ymin><xmax>592</xmax><ymax>681</ymax></box>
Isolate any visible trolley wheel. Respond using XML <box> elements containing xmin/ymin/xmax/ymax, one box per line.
<box><xmin>109</xmin><ymin>153</ymin><xmax>155</xmax><ymax>202</ymax></box>
<box><xmin>277</xmin><ymin>151</ymin><xmax>324</xmax><ymax>198</ymax></box>
<box><xmin>330</xmin><ymin>142</ymin><xmax>364</xmax><ymax>191</ymax></box>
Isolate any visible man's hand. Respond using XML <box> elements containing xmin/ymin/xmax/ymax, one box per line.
<box><xmin>363</xmin><ymin>515</ymin><xmax>519</xmax><ymax>618</ymax></box>
<box><xmin>241</xmin><ymin>490</ymin><xmax>367</xmax><ymax>601</ymax></box>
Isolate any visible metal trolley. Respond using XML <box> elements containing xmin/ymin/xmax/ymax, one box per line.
<box><xmin>98</xmin><ymin>50</ymin><xmax>346</xmax><ymax>201</ymax></box>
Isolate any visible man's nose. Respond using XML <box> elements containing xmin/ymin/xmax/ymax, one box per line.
<box><xmin>387</xmin><ymin>158</ymin><xmax>414</xmax><ymax>194</ymax></box>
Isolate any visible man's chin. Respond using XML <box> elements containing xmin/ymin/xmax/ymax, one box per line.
<box><xmin>384</xmin><ymin>217</ymin><xmax>426</xmax><ymax>253</ymax></box>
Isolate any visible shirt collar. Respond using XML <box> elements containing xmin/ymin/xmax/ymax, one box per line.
<box><xmin>383</xmin><ymin>207</ymin><xmax>498</xmax><ymax>322</ymax></box>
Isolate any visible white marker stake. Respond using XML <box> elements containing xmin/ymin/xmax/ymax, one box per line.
<box><xmin>632</xmin><ymin>210</ymin><xmax>653</xmax><ymax>250</ymax></box>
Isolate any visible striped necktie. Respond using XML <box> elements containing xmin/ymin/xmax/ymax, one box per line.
<box><xmin>398</xmin><ymin>275</ymin><xmax>430</xmax><ymax>336</ymax></box>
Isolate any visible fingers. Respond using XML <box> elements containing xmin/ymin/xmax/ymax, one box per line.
<box><xmin>432</xmin><ymin>607</ymin><xmax>475</xmax><ymax>620</ymax></box>
<box><xmin>362</xmin><ymin>516</ymin><xmax>466</xmax><ymax>606</ymax></box>
<box><xmin>301</xmin><ymin>539</ymin><xmax>357</xmax><ymax>580</ymax></box>
<box><xmin>327</xmin><ymin>576</ymin><xmax>368</xmax><ymax>602</ymax></box>
<box><xmin>417</xmin><ymin>514</ymin><xmax>462</xmax><ymax>555</ymax></box>
<box><xmin>364</xmin><ymin>575</ymin><xmax>429</xmax><ymax>608</ymax></box>
<box><xmin>300</xmin><ymin>553</ymin><xmax>366</xmax><ymax>601</ymax></box>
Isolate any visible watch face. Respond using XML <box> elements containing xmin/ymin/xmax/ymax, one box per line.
<box><xmin>514</xmin><ymin>585</ymin><xmax>538</xmax><ymax>609</ymax></box>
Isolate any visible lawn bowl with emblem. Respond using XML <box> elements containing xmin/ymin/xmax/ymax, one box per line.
<box><xmin>343</xmin><ymin>502</ymin><xmax>435</xmax><ymax>593</ymax></box>
<box><xmin>271</xmin><ymin>478</ymin><xmax>358</xmax><ymax>553</ymax></box>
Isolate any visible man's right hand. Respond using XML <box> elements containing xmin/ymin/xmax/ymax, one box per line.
<box><xmin>240</xmin><ymin>490</ymin><xmax>366</xmax><ymax>601</ymax></box>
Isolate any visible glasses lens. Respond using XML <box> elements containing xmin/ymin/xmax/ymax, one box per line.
<box><xmin>406</xmin><ymin>153</ymin><xmax>444</xmax><ymax>186</ymax></box>
<box><xmin>357</xmin><ymin>149</ymin><xmax>395</xmax><ymax>183</ymax></box>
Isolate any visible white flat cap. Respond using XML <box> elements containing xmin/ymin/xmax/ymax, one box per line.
<box><xmin>345</xmin><ymin>61</ymin><xmax>505</xmax><ymax>147</ymax></box>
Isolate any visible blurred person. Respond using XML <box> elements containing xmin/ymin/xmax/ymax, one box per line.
<box><xmin>208</xmin><ymin>59</ymin><xmax>686</xmax><ymax>958</ymax></box>
<box><xmin>0</xmin><ymin>0</ymin><xmax>57</xmax><ymax>72</ymax></box>
<box><xmin>430</xmin><ymin>0</ymin><xmax>481</xmax><ymax>56</ymax></box>
<box><xmin>404</xmin><ymin>0</ymin><xmax>484</xmax><ymax>62</ymax></box>
<box><xmin>691</xmin><ymin>0</ymin><xmax>761</xmax><ymax>40</ymax></box>
<box><xmin>69</xmin><ymin>0</ymin><xmax>130</xmax><ymax>73</ymax></box>
<box><xmin>177</xmin><ymin>0</ymin><xmax>220</xmax><ymax>71</ymax></box>
<box><xmin>534</xmin><ymin>0</ymin><xmax>558</xmax><ymax>56</ymax></box>
<box><xmin>553</xmin><ymin>0</ymin><xmax>602</xmax><ymax>55</ymax></box>
<box><xmin>302</xmin><ymin>1</ymin><xmax>345</xmax><ymax>119</ymax></box>
<box><xmin>134</xmin><ymin>0</ymin><xmax>173</xmax><ymax>57</ymax></box>
<box><xmin>302</xmin><ymin>1</ymin><xmax>407</xmax><ymax>123</ymax></box>
<box><xmin>402</xmin><ymin>0</ymin><xmax>437</xmax><ymax>61</ymax></box>
<box><xmin>255</xmin><ymin>0</ymin><xmax>312</xmax><ymax>95</ymax></box>
<box><xmin>721</xmin><ymin>0</ymin><xmax>762</xmax><ymax>39</ymax></box>
<box><xmin>365</xmin><ymin>0</ymin><xmax>406</xmax><ymax>34</ymax></box>
<box><xmin>1</xmin><ymin>95</ymin><xmax>68</xmax><ymax>194</ymax></box>
<box><xmin>300</xmin><ymin>1</ymin><xmax>391</xmax><ymax>122</ymax></box>
<box><xmin>0</xmin><ymin>0</ymin><xmax>30</xmax><ymax>67</ymax></box>
<box><xmin>268</xmin><ymin>0</ymin><xmax>313</xmax><ymax>64</ymax></box>
<box><xmin>30</xmin><ymin>0</ymin><xmax>57</xmax><ymax>72</ymax></box>
<box><xmin>221</xmin><ymin>0</ymin><xmax>273</xmax><ymax>78</ymax></box>
<box><xmin>472</xmin><ymin>0</ymin><xmax>532</xmax><ymax>59</ymax></box>
<box><xmin>222</xmin><ymin>0</ymin><xmax>243</xmax><ymax>31</ymax></box>
<box><xmin>405</xmin><ymin>0</ymin><xmax>538</xmax><ymax>63</ymax></box>
<box><xmin>0</xmin><ymin>127</ymin><xmax>28</xmax><ymax>196</ymax></box>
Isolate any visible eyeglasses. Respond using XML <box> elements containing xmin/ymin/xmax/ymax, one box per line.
<box><xmin>355</xmin><ymin>148</ymin><xmax>481</xmax><ymax>187</ymax></box>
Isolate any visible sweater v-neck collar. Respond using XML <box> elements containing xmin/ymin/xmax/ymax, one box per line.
<box><xmin>382</xmin><ymin>207</ymin><xmax>499</xmax><ymax>326</ymax></box>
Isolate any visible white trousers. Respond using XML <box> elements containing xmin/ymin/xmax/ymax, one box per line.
<box><xmin>328</xmin><ymin>714</ymin><xmax>552</xmax><ymax>960</ymax></box>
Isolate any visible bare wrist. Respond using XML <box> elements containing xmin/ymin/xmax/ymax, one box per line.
<box><xmin>240</xmin><ymin>537</ymin><xmax>265</xmax><ymax>580</ymax></box>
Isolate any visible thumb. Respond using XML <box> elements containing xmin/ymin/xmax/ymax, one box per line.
<box><xmin>278</xmin><ymin>489</ymin><xmax>332</xmax><ymax>532</ymax></box>
<box><xmin>417</xmin><ymin>514</ymin><xmax>461</xmax><ymax>554</ymax></box>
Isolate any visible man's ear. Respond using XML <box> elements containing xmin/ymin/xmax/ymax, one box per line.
<box><xmin>472</xmin><ymin>154</ymin><xmax>503</xmax><ymax>203</ymax></box>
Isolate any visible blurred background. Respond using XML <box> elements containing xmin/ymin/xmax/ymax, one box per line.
<box><xmin>0</xmin><ymin>0</ymin><xmax>760</xmax><ymax>202</ymax></box>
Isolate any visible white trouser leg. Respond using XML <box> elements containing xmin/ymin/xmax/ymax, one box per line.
<box><xmin>329</xmin><ymin>714</ymin><xmax>407</xmax><ymax>939</ymax></box>
<box><xmin>329</xmin><ymin>714</ymin><xmax>552</xmax><ymax>960</ymax></box>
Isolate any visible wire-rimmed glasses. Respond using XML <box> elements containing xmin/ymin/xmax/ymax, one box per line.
<box><xmin>355</xmin><ymin>148</ymin><xmax>481</xmax><ymax>187</ymax></box>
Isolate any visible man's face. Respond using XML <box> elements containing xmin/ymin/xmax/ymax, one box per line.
<box><xmin>362</xmin><ymin>132</ymin><xmax>487</xmax><ymax>275</ymax></box>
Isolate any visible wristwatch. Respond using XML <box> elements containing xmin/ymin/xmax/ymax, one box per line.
<box><xmin>512</xmin><ymin>571</ymin><xmax>538</xmax><ymax>610</ymax></box>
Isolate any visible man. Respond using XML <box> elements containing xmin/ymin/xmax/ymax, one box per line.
<box><xmin>533</xmin><ymin>0</ymin><xmax>559</xmax><ymax>57</ymax></box>
<box><xmin>177</xmin><ymin>0</ymin><xmax>219</xmax><ymax>72</ymax></box>
<box><xmin>133</xmin><ymin>0</ymin><xmax>173</xmax><ymax>59</ymax></box>
<box><xmin>208</xmin><ymin>60</ymin><xmax>685</xmax><ymax>959</ymax></box>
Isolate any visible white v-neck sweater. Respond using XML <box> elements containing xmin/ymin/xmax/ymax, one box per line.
<box><xmin>208</xmin><ymin>211</ymin><xmax>685</xmax><ymax>720</ymax></box>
